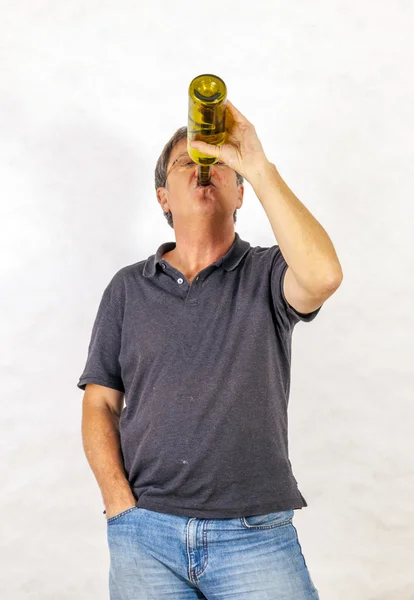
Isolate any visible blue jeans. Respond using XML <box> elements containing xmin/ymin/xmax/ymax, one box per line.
<box><xmin>107</xmin><ymin>505</ymin><xmax>320</xmax><ymax>599</ymax></box>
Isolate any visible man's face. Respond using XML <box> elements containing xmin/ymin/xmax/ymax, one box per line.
<box><xmin>157</xmin><ymin>138</ymin><xmax>243</xmax><ymax>226</ymax></box>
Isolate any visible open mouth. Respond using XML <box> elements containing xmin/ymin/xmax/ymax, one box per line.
<box><xmin>196</xmin><ymin>182</ymin><xmax>215</xmax><ymax>188</ymax></box>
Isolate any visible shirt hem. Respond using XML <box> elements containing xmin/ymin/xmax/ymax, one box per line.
<box><xmin>77</xmin><ymin>375</ymin><xmax>124</xmax><ymax>393</ymax></box>
<box><xmin>134</xmin><ymin>494</ymin><xmax>307</xmax><ymax>519</ymax></box>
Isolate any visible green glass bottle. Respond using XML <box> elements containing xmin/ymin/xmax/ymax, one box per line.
<box><xmin>187</xmin><ymin>74</ymin><xmax>227</xmax><ymax>186</ymax></box>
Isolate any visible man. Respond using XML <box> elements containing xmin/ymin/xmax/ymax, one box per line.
<box><xmin>78</xmin><ymin>99</ymin><xmax>343</xmax><ymax>599</ymax></box>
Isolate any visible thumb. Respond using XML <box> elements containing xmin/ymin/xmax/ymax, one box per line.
<box><xmin>190</xmin><ymin>140</ymin><xmax>220</xmax><ymax>158</ymax></box>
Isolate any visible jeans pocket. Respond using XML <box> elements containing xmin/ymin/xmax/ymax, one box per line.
<box><xmin>240</xmin><ymin>509</ymin><xmax>294</xmax><ymax>530</ymax></box>
<box><xmin>106</xmin><ymin>506</ymin><xmax>139</xmax><ymax>524</ymax></box>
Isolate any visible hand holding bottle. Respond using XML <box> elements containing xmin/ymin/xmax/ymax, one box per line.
<box><xmin>189</xmin><ymin>99</ymin><xmax>271</xmax><ymax>185</ymax></box>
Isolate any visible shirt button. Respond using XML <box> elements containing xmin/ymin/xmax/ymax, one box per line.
<box><xmin>177</xmin><ymin>278</ymin><xmax>184</xmax><ymax>284</ymax></box>
<box><xmin>161</xmin><ymin>263</ymin><xmax>166</xmax><ymax>269</ymax></box>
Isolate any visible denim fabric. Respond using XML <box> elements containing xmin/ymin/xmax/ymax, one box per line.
<box><xmin>106</xmin><ymin>505</ymin><xmax>320</xmax><ymax>599</ymax></box>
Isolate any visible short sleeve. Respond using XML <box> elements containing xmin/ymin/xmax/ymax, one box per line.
<box><xmin>270</xmin><ymin>245</ymin><xmax>322</xmax><ymax>329</ymax></box>
<box><xmin>77</xmin><ymin>275</ymin><xmax>125</xmax><ymax>393</ymax></box>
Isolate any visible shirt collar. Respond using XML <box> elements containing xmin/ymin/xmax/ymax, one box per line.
<box><xmin>143</xmin><ymin>232</ymin><xmax>251</xmax><ymax>278</ymax></box>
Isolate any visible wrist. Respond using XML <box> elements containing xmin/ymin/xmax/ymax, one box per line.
<box><xmin>103</xmin><ymin>495</ymin><xmax>137</xmax><ymax>516</ymax></box>
<box><xmin>246</xmin><ymin>158</ymin><xmax>277</xmax><ymax>190</ymax></box>
<box><xmin>103</xmin><ymin>490</ymin><xmax>136</xmax><ymax>511</ymax></box>
<box><xmin>251</xmin><ymin>162</ymin><xmax>284</xmax><ymax>198</ymax></box>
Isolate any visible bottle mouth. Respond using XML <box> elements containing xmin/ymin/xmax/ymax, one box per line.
<box><xmin>193</xmin><ymin>88</ymin><xmax>221</xmax><ymax>102</ymax></box>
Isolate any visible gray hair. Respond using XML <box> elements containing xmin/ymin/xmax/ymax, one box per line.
<box><xmin>154</xmin><ymin>126</ymin><xmax>244</xmax><ymax>229</ymax></box>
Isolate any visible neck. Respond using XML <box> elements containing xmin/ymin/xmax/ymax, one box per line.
<box><xmin>169</xmin><ymin>224</ymin><xmax>236</xmax><ymax>277</ymax></box>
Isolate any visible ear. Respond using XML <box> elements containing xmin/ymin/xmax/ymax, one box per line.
<box><xmin>157</xmin><ymin>187</ymin><xmax>170</xmax><ymax>212</ymax></box>
<box><xmin>237</xmin><ymin>184</ymin><xmax>244</xmax><ymax>209</ymax></box>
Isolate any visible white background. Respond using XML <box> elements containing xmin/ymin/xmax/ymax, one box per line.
<box><xmin>1</xmin><ymin>1</ymin><xmax>413</xmax><ymax>598</ymax></box>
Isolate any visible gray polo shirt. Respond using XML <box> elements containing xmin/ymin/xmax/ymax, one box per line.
<box><xmin>77</xmin><ymin>232</ymin><xmax>322</xmax><ymax>518</ymax></box>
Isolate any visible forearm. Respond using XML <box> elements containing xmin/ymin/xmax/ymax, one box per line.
<box><xmin>81</xmin><ymin>405</ymin><xmax>135</xmax><ymax>510</ymax></box>
<box><xmin>250</xmin><ymin>161</ymin><xmax>343</xmax><ymax>292</ymax></box>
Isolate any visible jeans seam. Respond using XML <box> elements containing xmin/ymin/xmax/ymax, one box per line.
<box><xmin>240</xmin><ymin>517</ymin><xmax>292</xmax><ymax>530</ymax></box>
<box><xmin>106</xmin><ymin>506</ymin><xmax>139</xmax><ymax>524</ymax></box>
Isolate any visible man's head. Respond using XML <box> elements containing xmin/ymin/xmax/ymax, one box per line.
<box><xmin>155</xmin><ymin>126</ymin><xmax>244</xmax><ymax>229</ymax></box>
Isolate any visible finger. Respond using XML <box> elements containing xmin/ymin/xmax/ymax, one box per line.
<box><xmin>189</xmin><ymin>140</ymin><xmax>219</xmax><ymax>158</ymax></box>
<box><xmin>226</xmin><ymin>99</ymin><xmax>247</xmax><ymax>122</ymax></box>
